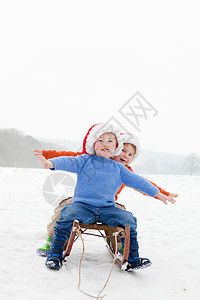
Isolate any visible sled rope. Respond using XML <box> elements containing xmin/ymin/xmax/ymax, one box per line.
<box><xmin>75</xmin><ymin>225</ymin><xmax>124</xmax><ymax>300</ymax></box>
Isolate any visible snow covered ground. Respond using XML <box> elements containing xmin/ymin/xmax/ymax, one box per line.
<box><xmin>0</xmin><ymin>167</ymin><xmax>200</xmax><ymax>300</ymax></box>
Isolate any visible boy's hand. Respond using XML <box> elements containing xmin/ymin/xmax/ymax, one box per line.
<box><xmin>36</xmin><ymin>154</ymin><xmax>54</xmax><ymax>169</ymax></box>
<box><xmin>34</xmin><ymin>149</ymin><xmax>43</xmax><ymax>156</ymax></box>
<box><xmin>155</xmin><ymin>192</ymin><xmax>177</xmax><ymax>205</ymax></box>
<box><xmin>169</xmin><ymin>193</ymin><xmax>178</xmax><ymax>198</ymax></box>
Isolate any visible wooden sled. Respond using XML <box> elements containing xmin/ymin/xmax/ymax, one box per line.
<box><xmin>63</xmin><ymin>220</ymin><xmax>130</xmax><ymax>269</ymax></box>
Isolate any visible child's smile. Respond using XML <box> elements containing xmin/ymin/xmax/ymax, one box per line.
<box><xmin>114</xmin><ymin>144</ymin><xmax>136</xmax><ymax>166</ymax></box>
<box><xmin>101</xmin><ymin>147</ymin><xmax>110</xmax><ymax>152</ymax></box>
<box><xmin>119</xmin><ymin>157</ymin><xmax>127</xmax><ymax>164</ymax></box>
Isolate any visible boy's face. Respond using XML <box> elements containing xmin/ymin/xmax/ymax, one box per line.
<box><xmin>94</xmin><ymin>133</ymin><xmax>117</xmax><ymax>158</ymax></box>
<box><xmin>113</xmin><ymin>143</ymin><xmax>136</xmax><ymax>166</ymax></box>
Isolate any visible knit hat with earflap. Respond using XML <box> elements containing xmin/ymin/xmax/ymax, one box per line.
<box><xmin>120</xmin><ymin>133</ymin><xmax>141</xmax><ymax>162</ymax></box>
<box><xmin>82</xmin><ymin>123</ymin><xmax>124</xmax><ymax>156</ymax></box>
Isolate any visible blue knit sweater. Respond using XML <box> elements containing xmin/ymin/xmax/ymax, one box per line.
<box><xmin>49</xmin><ymin>154</ymin><xmax>159</xmax><ymax>207</ymax></box>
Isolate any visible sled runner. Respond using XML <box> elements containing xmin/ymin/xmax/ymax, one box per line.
<box><xmin>62</xmin><ymin>220</ymin><xmax>130</xmax><ymax>269</ymax></box>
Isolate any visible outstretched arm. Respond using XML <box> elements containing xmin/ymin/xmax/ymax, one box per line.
<box><xmin>36</xmin><ymin>152</ymin><xmax>87</xmax><ymax>174</ymax></box>
<box><xmin>145</xmin><ymin>178</ymin><xmax>178</xmax><ymax>198</ymax></box>
<box><xmin>119</xmin><ymin>165</ymin><xmax>178</xmax><ymax>200</ymax></box>
<box><xmin>34</xmin><ymin>149</ymin><xmax>82</xmax><ymax>159</ymax></box>
<box><xmin>120</xmin><ymin>165</ymin><xmax>177</xmax><ymax>205</ymax></box>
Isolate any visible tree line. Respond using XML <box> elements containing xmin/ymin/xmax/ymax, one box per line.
<box><xmin>0</xmin><ymin>128</ymin><xmax>200</xmax><ymax>175</ymax></box>
<box><xmin>0</xmin><ymin>128</ymin><xmax>59</xmax><ymax>168</ymax></box>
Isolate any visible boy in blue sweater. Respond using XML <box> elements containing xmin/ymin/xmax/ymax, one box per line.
<box><xmin>37</xmin><ymin>124</ymin><xmax>176</xmax><ymax>271</ymax></box>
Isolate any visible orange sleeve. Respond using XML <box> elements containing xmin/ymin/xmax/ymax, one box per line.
<box><xmin>42</xmin><ymin>150</ymin><xmax>83</xmax><ymax>159</ymax></box>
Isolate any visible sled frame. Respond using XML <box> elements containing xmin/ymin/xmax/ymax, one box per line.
<box><xmin>62</xmin><ymin>220</ymin><xmax>130</xmax><ymax>268</ymax></box>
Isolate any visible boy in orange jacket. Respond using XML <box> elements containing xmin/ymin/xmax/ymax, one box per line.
<box><xmin>35</xmin><ymin>132</ymin><xmax>177</xmax><ymax>256</ymax></box>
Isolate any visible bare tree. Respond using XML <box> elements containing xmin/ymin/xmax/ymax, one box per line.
<box><xmin>184</xmin><ymin>153</ymin><xmax>200</xmax><ymax>175</ymax></box>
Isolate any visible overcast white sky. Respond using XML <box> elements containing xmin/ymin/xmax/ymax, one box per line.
<box><xmin>0</xmin><ymin>0</ymin><xmax>200</xmax><ymax>155</ymax></box>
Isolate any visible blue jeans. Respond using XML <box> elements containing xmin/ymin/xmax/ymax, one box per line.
<box><xmin>53</xmin><ymin>202</ymin><xmax>139</xmax><ymax>260</ymax></box>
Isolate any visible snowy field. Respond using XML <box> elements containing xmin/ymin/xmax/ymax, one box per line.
<box><xmin>0</xmin><ymin>167</ymin><xmax>200</xmax><ymax>300</ymax></box>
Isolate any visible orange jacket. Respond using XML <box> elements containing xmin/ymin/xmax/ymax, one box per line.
<box><xmin>42</xmin><ymin>150</ymin><xmax>170</xmax><ymax>200</ymax></box>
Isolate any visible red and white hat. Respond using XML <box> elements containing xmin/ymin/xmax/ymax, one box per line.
<box><xmin>82</xmin><ymin>123</ymin><xmax>124</xmax><ymax>156</ymax></box>
<box><xmin>120</xmin><ymin>133</ymin><xmax>141</xmax><ymax>162</ymax></box>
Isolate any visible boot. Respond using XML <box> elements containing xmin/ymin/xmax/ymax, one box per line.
<box><xmin>45</xmin><ymin>236</ymin><xmax>65</xmax><ymax>270</ymax></box>
<box><xmin>36</xmin><ymin>237</ymin><xmax>51</xmax><ymax>257</ymax></box>
<box><xmin>125</xmin><ymin>257</ymin><xmax>152</xmax><ymax>271</ymax></box>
